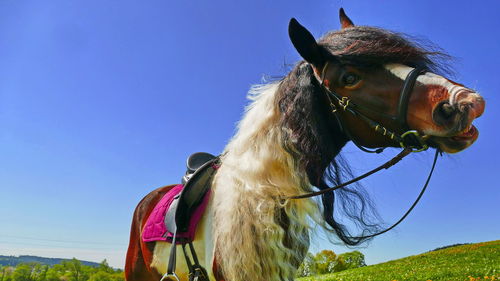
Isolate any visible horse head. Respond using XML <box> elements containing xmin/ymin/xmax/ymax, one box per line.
<box><xmin>288</xmin><ymin>9</ymin><xmax>485</xmax><ymax>154</ymax></box>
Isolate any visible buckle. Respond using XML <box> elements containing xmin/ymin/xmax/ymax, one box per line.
<box><xmin>399</xmin><ymin>130</ymin><xmax>429</xmax><ymax>152</ymax></box>
<box><xmin>338</xmin><ymin>97</ymin><xmax>350</xmax><ymax>110</ymax></box>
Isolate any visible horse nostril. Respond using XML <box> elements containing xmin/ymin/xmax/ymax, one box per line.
<box><xmin>440</xmin><ymin>102</ymin><xmax>456</xmax><ymax>118</ymax></box>
<box><xmin>458</xmin><ymin>101</ymin><xmax>472</xmax><ymax>112</ymax></box>
<box><xmin>433</xmin><ymin>101</ymin><xmax>457</xmax><ymax>126</ymax></box>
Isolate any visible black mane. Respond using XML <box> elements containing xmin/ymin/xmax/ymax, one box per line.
<box><xmin>319</xmin><ymin>26</ymin><xmax>451</xmax><ymax>75</ymax></box>
<box><xmin>277</xmin><ymin>26</ymin><xmax>451</xmax><ymax>245</ymax></box>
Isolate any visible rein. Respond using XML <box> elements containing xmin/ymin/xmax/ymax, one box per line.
<box><xmin>287</xmin><ymin>148</ymin><xmax>412</xmax><ymax>200</ymax></box>
<box><xmin>284</xmin><ymin>62</ymin><xmax>441</xmax><ymax>239</ymax></box>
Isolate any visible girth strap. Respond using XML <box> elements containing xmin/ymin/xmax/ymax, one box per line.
<box><xmin>162</xmin><ymin>235</ymin><xmax>210</xmax><ymax>281</ymax></box>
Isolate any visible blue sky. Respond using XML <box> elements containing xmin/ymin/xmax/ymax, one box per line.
<box><xmin>0</xmin><ymin>0</ymin><xmax>498</xmax><ymax>268</ymax></box>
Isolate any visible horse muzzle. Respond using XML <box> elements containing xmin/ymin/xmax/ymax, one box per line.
<box><xmin>430</xmin><ymin>91</ymin><xmax>485</xmax><ymax>153</ymax></box>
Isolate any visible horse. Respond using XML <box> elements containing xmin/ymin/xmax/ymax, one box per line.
<box><xmin>125</xmin><ymin>9</ymin><xmax>485</xmax><ymax>281</ymax></box>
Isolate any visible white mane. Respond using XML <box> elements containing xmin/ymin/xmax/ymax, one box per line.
<box><xmin>211</xmin><ymin>82</ymin><xmax>320</xmax><ymax>281</ymax></box>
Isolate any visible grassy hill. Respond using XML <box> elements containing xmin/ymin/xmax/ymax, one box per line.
<box><xmin>299</xmin><ymin>240</ymin><xmax>499</xmax><ymax>281</ymax></box>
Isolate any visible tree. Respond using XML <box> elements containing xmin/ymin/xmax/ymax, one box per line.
<box><xmin>296</xmin><ymin>249</ymin><xmax>367</xmax><ymax>277</ymax></box>
<box><xmin>314</xmin><ymin>250</ymin><xmax>338</xmax><ymax>274</ymax></box>
<box><xmin>5</xmin><ymin>259</ymin><xmax>124</xmax><ymax>281</ymax></box>
<box><xmin>0</xmin><ymin>266</ymin><xmax>13</xmax><ymax>281</ymax></box>
<box><xmin>88</xmin><ymin>271</ymin><xmax>112</xmax><ymax>281</ymax></box>
<box><xmin>45</xmin><ymin>264</ymin><xmax>65</xmax><ymax>281</ymax></box>
<box><xmin>97</xmin><ymin>260</ymin><xmax>113</xmax><ymax>274</ymax></box>
<box><xmin>332</xmin><ymin>255</ymin><xmax>347</xmax><ymax>272</ymax></box>
<box><xmin>1</xmin><ymin>266</ymin><xmax>14</xmax><ymax>281</ymax></box>
<box><xmin>30</xmin><ymin>264</ymin><xmax>48</xmax><ymax>281</ymax></box>
<box><xmin>12</xmin><ymin>264</ymin><xmax>33</xmax><ymax>281</ymax></box>
<box><xmin>295</xmin><ymin>253</ymin><xmax>316</xmax><ymax>277</ymax></box>
<box><xmin>62</xmin><ymin>259</ymin><xmax>89</xmax><ymax>281</ymax></box>
<box><xmin>337</xmin><ymin>251</ymin><xmax>366</xmax><ymax>269</ymax></box>
<box><xmin>0</xmin><ymin>266</ymin><xmax>5</xmax><ymax>281</ymax></box>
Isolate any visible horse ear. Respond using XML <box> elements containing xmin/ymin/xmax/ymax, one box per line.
<box><xmin>288</xmin><ymin>18</ymin><xmax>324</xmax><ymax>66</ymax></box>
<box><xmin>339</xmin><ymin>8</ymin><xmax>355</xmax><ymax>29</ymax></box>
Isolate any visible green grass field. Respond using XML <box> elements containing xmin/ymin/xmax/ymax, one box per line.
<box><xmin>298</xmin><ymin>240</ymin><xmax>499</xmax><ymax>281</ymax></box>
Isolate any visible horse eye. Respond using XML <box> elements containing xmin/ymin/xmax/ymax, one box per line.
<box><xmin>342</xmin><ymin>73</ymin><xmax>360</xmax><ymax>86</ymax></box>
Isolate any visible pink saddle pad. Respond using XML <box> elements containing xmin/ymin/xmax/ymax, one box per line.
<box><xmin>142</xmin><ymin>184</ymin><xmax>211</xmax><ymax>243</ymax></box>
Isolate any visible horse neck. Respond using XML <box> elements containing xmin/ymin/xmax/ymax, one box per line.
<box><xmin>211</xmin><ymin>83</ymin><xmax>319</xmax><ymax>281</ymax></box>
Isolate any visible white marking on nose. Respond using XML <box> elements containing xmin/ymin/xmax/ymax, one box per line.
<box><xmin>384</xmin><ymin>64</ymin><xmax>473</xmax><ymax>106</ymax></box>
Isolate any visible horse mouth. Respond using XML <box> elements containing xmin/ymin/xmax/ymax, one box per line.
<box><xmin>430</xmin><ymin>124</ymin><xmax>479</xmax><ymax>153</ymax></box>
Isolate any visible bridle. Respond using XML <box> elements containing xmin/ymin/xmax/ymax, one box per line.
<box><xmin>321</xmin><ymin>61</ymin><xmax>430</xmax><ymax>154</ymax></box>
<box><xmin>285</xmin><ymin>61</ymin><xmax>441</xmax><ymax>239</ymax></box>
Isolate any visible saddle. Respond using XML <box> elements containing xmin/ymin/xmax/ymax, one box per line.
<box><xmin>161</xmin><ymin>152</ymin><xmax>218</xmax><ymax>281</ymax></box>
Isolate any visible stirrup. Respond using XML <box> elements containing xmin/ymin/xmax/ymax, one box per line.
<box><xmin>160</xmin><ymin>272</ymin><xmax>180</xmax><ymax>281</ymax></box>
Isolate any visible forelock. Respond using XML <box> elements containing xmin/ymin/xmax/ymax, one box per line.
<box><xmin>317</xmin><ymin>26</ymin><xmax>453</xmax><ymax>76</ymax></box>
